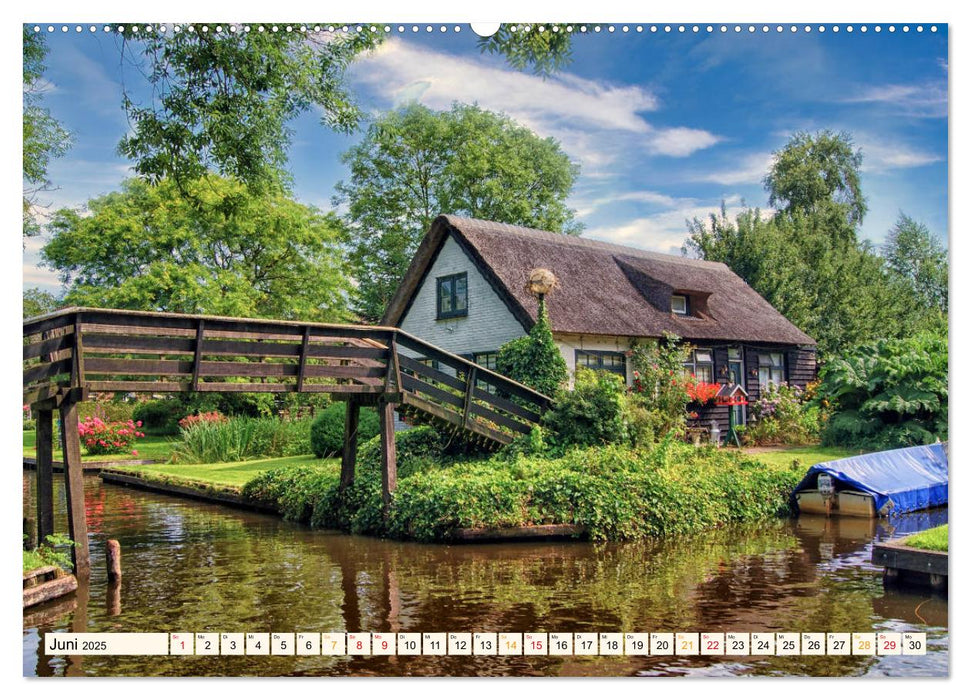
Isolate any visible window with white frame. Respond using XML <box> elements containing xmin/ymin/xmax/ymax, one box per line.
<box><xmin>758</xmin><ymin>352</ymin><xmax>785</xmax><ymax>387</ymax></box>
<box><xmin>671</xmin><ymin>294</ymin><xmax>689</xmax><ymax>316</ymax></box>
<box><xmin>683</xmin><ymin>348</ymin><xmax>714</xmax><ymax>383</ymax></box>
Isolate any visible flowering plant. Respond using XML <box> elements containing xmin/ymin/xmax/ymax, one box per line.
<box><xmin>78</xmin><ymin>417</ymin><xmax>145</xmax><ymax>456</ymax></box>
<box><xmin>178</xmin><ymin>411</ymin><xmax>227</xmax><ymax>430</ymax></box>
<box><xmin>684</xmin><ymin>378</ymin><xmax>720</xmax><ymax>404</ymax></box>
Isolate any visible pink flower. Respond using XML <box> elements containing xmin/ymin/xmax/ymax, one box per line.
<box><xmin>132</xmin><ymin>450</ymin><xmax>138</xmax><ymax>456</ymax></box>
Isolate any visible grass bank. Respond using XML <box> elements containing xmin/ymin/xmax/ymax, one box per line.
<box><xmin>23</xmin><ymin>431</ymin><xmax>175</xmax><ymax>463</ymax></box>
<box><xmin>739</xmin><ymin>445</ymin><xmax>859</xmax><ymax>470</ymax></box>
<box><xmin>125</xmin><ymin>455</ymin><xmax>335</xmax><ymax>488</ymax></box>
<box><xmin>903</xmin><ymin>525</ymin><xmax>948</xmax><ymax>552</ymax></box>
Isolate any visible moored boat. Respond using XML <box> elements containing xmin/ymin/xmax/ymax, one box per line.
<box><xmin>792</xmin><ymin>443</ymin><xmax>948</xmax><ymax>518</ymax></box>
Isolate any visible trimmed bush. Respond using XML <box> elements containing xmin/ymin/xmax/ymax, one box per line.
<box><xmin>544</xmin><ymin>367</ymin><xmax>629</xmax><ymax>448</ymax></box>
<box><xmin>310</xmin><ymin>403</ymin><xmax>380</xmax><ymax>458</ymax></box>
<box><xmin>132</xmin><ymin>399</ymin><xmax>184</xmax><ymax>434</ymax></box>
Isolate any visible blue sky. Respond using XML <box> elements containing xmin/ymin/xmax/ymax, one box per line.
<box><xmin>23</xmin><ymin>23</ymin><xmax>949</xmax><ymax>292</ymax></box>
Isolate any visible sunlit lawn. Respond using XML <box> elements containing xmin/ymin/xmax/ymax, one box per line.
<box><xmin>903</xmin><ymin>524</ymin><xmax>948</xmax><ymax>552</ymax></box>
<box><xmin>123</xmin><ymin>455</ymin><xmax>338</xmax><ymax>488</ymax></box>
<box><xmin>23</xmin><ymin>431</ymin><xmax>176</xmax><ymax>463</ymax></box>
<box><xmin>741</xmin><ymin>445</ymin><xmax>865</xmax><ymax>470</ymax></box>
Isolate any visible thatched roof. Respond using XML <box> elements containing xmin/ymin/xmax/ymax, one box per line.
<box><xmin>383</xmin><ymin>215</ymin><xmax>816</xmax><ymax>346</ymax></box>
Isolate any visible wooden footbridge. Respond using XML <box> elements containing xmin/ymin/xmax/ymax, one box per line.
<box><xmin>23</xmin><ymin>308</ymin><xmax>551</xmax><ymax>576</ymax></box>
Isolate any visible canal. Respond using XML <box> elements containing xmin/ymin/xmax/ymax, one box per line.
<box><xmin>22</xmin><ymin>472</ymin><xmax>948</xmax><ymax>677</ymax></box>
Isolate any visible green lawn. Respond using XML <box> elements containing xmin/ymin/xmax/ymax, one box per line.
<box><xmin>904</xmin><ymin>525</ymin><xmax>948</xmax><ymax>552</ymax></box>
<box><xmin>742</xmin><ymin>445</ymin><xmax>863</xmax><ymax>470</ymax></box>
<box><xmin>23</xmin><ymin>431</ymin><xmax>177</xmax><ymax>463</ymax></box>
<box><xmin>122</xmin><ymin>455</ymin><xmax>338</xmax><ymax>488</ymax></box>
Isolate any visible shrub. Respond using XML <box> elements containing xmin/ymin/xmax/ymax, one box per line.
<box><xmin>744</xmin><ymin>382</ymin><xmax>822</xmax><ymax>446</ymax></box>
<box><xmin>544</xmin><ymin>368</ymin><xmax>628</xmax><ymax>448</ymax></box>
<box><xmin>171</xmin><ymin>416</ymin><xmax>313</xmax><ymax>464</ymax></box>
<box><xmin>628</xmin><ymin>334</ymin><xmax>691</xmax><ymax>440</ymax></box>
<box><xmin>819</xmin><ymin>331</ymin><xmax>947</xmax><ymax>449</ymax></box>
<box><xmin>132</xmin><ymin>399</ymin><xmax>184</xmax><ymax>434</ymax></box>
<box><xmin>496</xmin><ymin>299</ymin><xmax>567</xmax><ymax>397</ymax></box>
<box><xmin>310</xmin><ymin>403</ymin><xmax>380</xmax><ymax>458</ymax></box>
<box><xmin>78</xmin><ymin>416</ymin><xmax>145</xmax><ymax>455</ymax></box>
<box><xmin>242</xmin><ymin>439</ymin><xmax>803</xmax><ymax>542</ymax></box>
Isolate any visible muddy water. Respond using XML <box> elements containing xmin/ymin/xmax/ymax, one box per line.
<box><xmin>22</xmin><ymin>472</ymin><xmax>948</xmax><ymax>677</ymax></box>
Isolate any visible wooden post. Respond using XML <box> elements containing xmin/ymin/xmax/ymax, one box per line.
<box><xmin>106</xmin><ymin>539</ymin><xmax>122</xmax><ymax>581</ymax></box>
<box><xmin>59</xmin><ymin>400</ymin><xmax>90</xmax><ymax>578</ymax></box>
<box><xmin>35</xmin><ymin>407</ymin><xmax>55</xmax><ymax>543</ymax></box>
<box><xmin>340</xmin><ymin>400</ymin><xmax>360</xmax><ymax>490</ymax></box>
<box><xmin>380</xmin><ymin>400</ymin><xmax>397</xmax><ymax>511</ymax></box>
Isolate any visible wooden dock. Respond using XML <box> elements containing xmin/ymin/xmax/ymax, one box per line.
<box><xmin>872</xmin><ymin>539</ymin><xmax>948</xmax><ymax>592</ymax></box>
<box><xmin>23</xmin><ymin>566</ymin><xmax>78</xmax><ymax>609</ymax></box>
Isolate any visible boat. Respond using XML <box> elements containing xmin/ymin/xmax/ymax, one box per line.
<box><xmin>792</xmin><ymin>443</ymin><xmax>948</xmax><ymax>518</ymax></box>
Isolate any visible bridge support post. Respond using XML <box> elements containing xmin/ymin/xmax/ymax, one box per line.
<box><xmin>59</xmin><ymin>399</ymin><xmax>90</xmax><ymax>578</ymax></box>
<box><xmin>35</xmin><ymin>406</ymin><xmax>55</xmax><ymax>545</ymax></box>
<box><xmin>379</xmin><ymin>400</ymin><xmax>398</xmax><ymax>513</ymax></box>
<box><xmin>340</xmin><ymin>400</ymin><xmax>360</xmax><ymax>490</ymax></box>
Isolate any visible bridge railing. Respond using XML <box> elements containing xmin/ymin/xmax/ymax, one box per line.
<box><xmin>23</xmin><ymin>308</ymin><xmax>551</xmax><ymax>446</ymax></box>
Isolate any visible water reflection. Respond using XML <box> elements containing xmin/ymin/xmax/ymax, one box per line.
<box><xmin>22</xmin><ymin>472</ymin><xmax>947</xmax><ymax>677</ymax></box>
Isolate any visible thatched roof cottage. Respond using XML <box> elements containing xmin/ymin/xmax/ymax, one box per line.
<box><xmin>383</xmin><ymin>215</ymin><xmax>817</xmax><ymax>432</ymax></box>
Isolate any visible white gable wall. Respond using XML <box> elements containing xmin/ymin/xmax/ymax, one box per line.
<box><xmin>398</xmin><ymin>234</ymin><xmax>528</xmax><ymax>359</ymax></box>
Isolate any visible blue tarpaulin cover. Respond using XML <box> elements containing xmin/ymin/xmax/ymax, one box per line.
<box><xmin>793</xmin><ymin>443</ymin><xmax>948</xmax><ymax>515</ymax></box>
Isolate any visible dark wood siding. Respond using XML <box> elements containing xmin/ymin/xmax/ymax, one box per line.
<box><xmin>684</xmin><ymin>340</ymin><xmax>817</xmax><ymax>440</ymax></box>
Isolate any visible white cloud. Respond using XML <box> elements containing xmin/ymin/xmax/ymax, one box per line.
<box><xmin>571</xmin><ymin>190</ymin><xmax>679</xmax><ymax>219</ymax></box>
<box><xmin>859</xmin><ymin>140</ymin><xmax>943</xmax><ymax>173</ymax></box>
<box><xmin>583</xmin><ymin>201</ymin><xmax>762</xmax><ymax>255</ymax></box>
<box><xmin>843</xmin><ymin>83</ymin><xmax>947</xmax><ymax>118</ymax></box>
<box><xmin>694</xmin><ymin>153</ymin><xmax>773</xmax><ymax>186</ymax></box>
<box><xmin>351</xmin><ymin>39</ymin><xmax>720</xmax><ymax>166</ymax></box>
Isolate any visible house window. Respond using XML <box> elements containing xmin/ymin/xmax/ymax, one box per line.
<box><xmin>436</xmin><ymin>272</ymin><xmax>468</xmax><ymax>319</ymax></box>
<box><xmin>758</xmin><ymin>352</ymin><xmax>785</xmax><ymax>387</ymax></box>
<box><xmin>671</xmin><ymin>294</ymin><xmax>689</xmax><ymax>316</ymax></box>
<box><xmin>683</xmin><ymin>348</ymin><xmax>714</xmax><ymax>383</ymax></box>
<box><xmin>473</xmin><ymin>351</ymin><xmax>498</xmax><ymax>370</ymax></box>
<box><xmin>576</xmin><ymin>350</ymin><xmax>627</xmax><ymax>377</ymax></box>
<box><xmin>473</xmin><ymin>351</ymin><xmax>499</xmax><ymax>392</ymax></box>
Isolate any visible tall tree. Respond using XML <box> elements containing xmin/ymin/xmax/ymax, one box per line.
<box><xmin>685</xmin><ymin>206</ymin><xmax>908</xmax><ymax>357</ymax></box>
<box><xmin>23</xmin><ymin>28</ymin><xmax>72</xmax><ymax>239</ymax></box>
<box><xmin>882</xmin><ymin>213</ymin><xmax>948</xmax><ymax>316</ymax></box>
<box><xmin>43</xmin><ymin>176</ymin><xmax>351</xmax><ymax>321</ymax></box>
<box><xmin>115</xmin><ymin>24</ymin><xmax>580</xmax><ymax>193</ymax></box>
<box><xmin>764</xmin><ymin>130</ymin><xmax>867</xmax><ymax>234</ymax></box>
<box><xmin>116</xmin><ymin>25</ymin><xmax>381</xmax><ymax>191</ymax></box>
<box><xmin>336</xmin><ymin>103</ymin><xmax>581</xmax><ymax>321</ymax></box>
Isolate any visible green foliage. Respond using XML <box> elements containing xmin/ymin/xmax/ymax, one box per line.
<box><xmin>764</xmin><ymin>130</ymin><xmax>866</xmax><ymax>230</ymax></box>
<box><xmin>23</xmin><ymin>534</ymin><xmax>75</xmax><ymax>573</ymax></box>
<box><xmin>543</xmin><ymin>368</ymin><xmax>628</xmax><ymax>448</ymax></box>
<box><xmin>23</xmin><ymin>288</ymin><xmax>61</xmax><ymax>318</ymax></box>
<box><xmin>882</xmin><ymin>213</ymin><xmax>948</xmax><ymax>318</ymax></box>
<box><xmin>477</xmin><ymin>24</ymin><xmax>583</xmax><ymax>76</ymax></box>
<box><xmin>23</xmin><ymin>28</ymin><xmax>72</xmax><ymax>238</ymax></box>
<box><xmin>310</xmin><ymin>403</ymin><xmax>380</xmax><ymax>458</ymax></box>
<box><xmin>819</xmin><ymin>331</ymin><xmax>947</xmax><ymax>449</ymax></box>
<box><xmin>133</xmin><ymin>393</ymin><xmax>277</xmax><ymax>435</ymax></box>
<box><xmin>336</xmin><ymin>103</ymin><xmax>581</xmax><ymax>320</ymax></box>
<box><xmin>43</xmin><ymin>175</ymin><xmax>351</xmax><ymax>322</ymax></box>
<box><xmin>744</xmin><ymin>382</ymin><xmax>823</xmax><ymax>446</ymax></box>
<box><xmin>244</xmin><ymin>440</ymin><xmax>803</xmax><ymax>542</ymax></box>
<box><xmin>116</xmin><ymin>25</ymin><xmax>380</xmax><ymax>190</ymax></box>
<box><xmin>628</xmin><ymin>334</ymin><xmax>692</xmax><ymax>441</ymax></box>
<box><xmin>685</xmin><ymin>132</ymin><xmax>943</xmax><ymax>358</ymax></box>
<box><xmin>495</xmin><ymin>300</ymin><xmax>567</xmax><ymax>396</ymax></box>
<box><xmin>171</xmin><ymin>416</ymin><xmax>313</xmax><ymax>464</ymax></box>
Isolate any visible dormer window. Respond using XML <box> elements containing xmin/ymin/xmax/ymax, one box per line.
<box><xmin>671</xmin><ymin>294</ymin><xmax>689</xmax><ymax>316</ymax></box>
